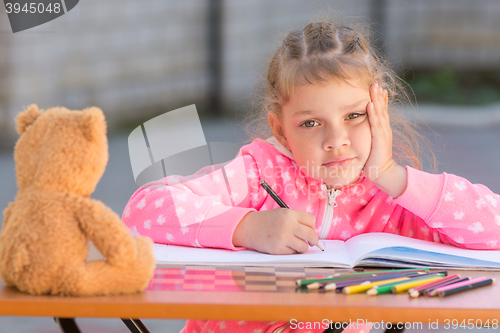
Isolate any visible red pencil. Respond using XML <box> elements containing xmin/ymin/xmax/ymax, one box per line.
<box><xmin>427</xmin><ymin>277</ymin><xmax>470</xmax><ymax>296</ymax></box>
<box><xmin>408</xmin><ymin>274</ymin><xmax>460</xmax><ymax>298</ymax></box>
<box><xmin>436</xmin><ymin>277</ymin><xmax>496</xmax><ymax>297</ymax></box>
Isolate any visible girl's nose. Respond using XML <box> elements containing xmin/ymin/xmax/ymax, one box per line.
<box><xmin>323</xmin><ymin>128</ymin><xmax>350</xmax><ymax>150</ymax></box>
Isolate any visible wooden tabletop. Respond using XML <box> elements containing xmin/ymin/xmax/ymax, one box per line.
<box><xmin>0</xmin><ymin>269</ymin><xmax>499</xmax><ymax>323</ymax></box>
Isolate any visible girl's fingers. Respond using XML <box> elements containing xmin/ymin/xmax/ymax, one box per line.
<box><xmin>368</xmin><ymin>84</ymin><xmax>390</xmax><ymax>132</ymax></box>
<box><xmin>367</xmin><ymin>86</ymin><xmax>392</xmax><ymax>149</ymax></box>
<box><xmin>295</xmin><ymin>223</ymin><xmax>320</xmax><ymax>249</ymax></box>
<box><xmin>372</xmin><ymin>86</ymin><xmax>387</xmax><ymax>116</ymax></box>
<box><xmin>369</xmin><ymin>81</ymin><xmax>386</xmax><ymax>106</ymax></box>
<box><xmin>294</xmin><ymin>209</ymin><xmax>316</xmax><ymax>229</ymax></box>
<box><xmin>283</xmin><ymin>247</ymin><xmax>300</xmax><ymax>255</ymax></box>
<box><xmin>287</xmin><ymin>236</ymin><xmax>310</xmax><ymax>254</ymax></box>
<box><xmin>365</xmin><ymin>82</ymin><xmax>393</xmax><ymax>182</ymax></box>
<box><xmin>366</xmin><ymin>101</ymin><xmax>381</xmax><ymax>128</ymax></box>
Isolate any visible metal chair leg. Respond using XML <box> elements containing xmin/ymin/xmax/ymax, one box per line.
<box><xmin>54</xmin><ymin>318</ymin><xmax>82</xmax><ymax>333</ymax></box>
<box><xmin>122</xmin><ymin>318</ymin><xmax>151</xmax><ymax>333</ymax></box>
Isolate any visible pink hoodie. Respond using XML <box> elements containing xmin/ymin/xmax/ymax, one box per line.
<box><xmin>123</xmin><ymin>136</ymin><xmax>500</xmax><ymax>333</ymax></box>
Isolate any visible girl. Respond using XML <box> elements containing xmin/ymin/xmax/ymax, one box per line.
<box><xmin>123</xmin><ymin>20</ymin><xmax>500</xmax><ymax>333</ymax></box>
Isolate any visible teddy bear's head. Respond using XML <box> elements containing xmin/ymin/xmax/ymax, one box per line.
<box><xmin>14</xmin><ymin>105</ymin><xmax>108</xmax><ymax>197</ymax></box>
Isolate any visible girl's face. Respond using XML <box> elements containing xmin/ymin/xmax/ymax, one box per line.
<box><xmin>269</xmin><ymin>77</ymin><xmax>372</xmax><ymax>189</ymax></box>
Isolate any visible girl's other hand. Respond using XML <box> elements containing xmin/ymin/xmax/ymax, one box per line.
<box><xmin>365</xmin><ymin>81</ymin><xmax>408</xmax><ymax>198</ymax></box>
<box><xmin>232</xmin><ymin>209</ymin><xmax>319</xmax><ymax>255</ymax></box>
<box><xmin>364</xmin><ymin>80</ymin><xmax>395</xmax><ymax>182</ymax></box>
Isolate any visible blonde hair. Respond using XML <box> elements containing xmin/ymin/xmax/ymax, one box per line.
<box><xmin>241</xmin><ymin>19</ymin><xmax>437</xmax><ymax>172</ymax></box>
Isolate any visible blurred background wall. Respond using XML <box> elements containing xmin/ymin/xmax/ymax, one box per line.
<box><xmin>0</xmin><ymin>0</ymin><xmax>499</xmax><ymax>146</ymax></box>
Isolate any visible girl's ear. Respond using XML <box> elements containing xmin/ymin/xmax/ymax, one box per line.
<box><xmin>16</xmin><ymin>104</ymin><xmax>42</xmax><ymax>135</ymax></box>
<box><xmin>268</xmin><ymin>112</ymin><xmax>290</xmax><ymax>150</ymax></box>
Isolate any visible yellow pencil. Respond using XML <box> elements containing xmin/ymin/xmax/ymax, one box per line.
<box><xmin>391</xmin><ymin>275</ymin><xmax>445</xmax><ymax>294</ymax></box>
<box><xmin>342</xmin><ymin>277</ymin><xmax>409</xmax><ymax>294</ymax></box>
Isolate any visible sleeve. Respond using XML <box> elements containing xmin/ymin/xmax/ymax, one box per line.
<box><xmin>122</xmin><ymin>151</ymin><xmax>265</xmax><ymax>250</ymax></box>
<box><xmin>392</xmin><ymin>166</ymin><xmax>500</xmax><ymax>250</ymax></box>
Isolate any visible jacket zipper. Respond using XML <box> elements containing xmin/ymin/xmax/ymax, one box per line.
<box><xmin>318</xmin><ymin>184</ymin><xmax>342</xmax><ymax>239</ymax></box>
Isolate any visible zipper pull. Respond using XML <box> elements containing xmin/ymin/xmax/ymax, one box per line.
<box><xmin>327</xmin><ymin>189</ymin><xmax>342</xmax><ymax>207</ymax></box>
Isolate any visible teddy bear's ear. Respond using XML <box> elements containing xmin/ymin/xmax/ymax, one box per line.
<box><xmin>15</xmin><ymin>104</ymin><xmax>42</xmax><ymax>135</ymax></box>
<box><xmin>81</xmin><ymin>107</ymin><xmax>106</xmax><ymax>141</ymax></box>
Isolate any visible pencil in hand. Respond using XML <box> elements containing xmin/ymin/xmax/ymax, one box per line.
<box><xmin>259</xmin><ymin>180</ymin><xmax>325</xmax><ymax>251</ymax></box>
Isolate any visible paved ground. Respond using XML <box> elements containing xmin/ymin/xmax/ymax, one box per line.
<box><xmin>0</xmin><ymin>115</ymin><xmax>499</xmax><ymax>332</ymax></box>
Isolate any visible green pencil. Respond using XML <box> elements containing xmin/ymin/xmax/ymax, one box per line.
<box><xmin>296</xmin><ymin>268</ymin><xmax>429</xmax><ymax>287</ymax></box>
<box><xmin>367</xmin><ymin>273</ymin><xmax>446</xmax><ymax>295</ymax></box>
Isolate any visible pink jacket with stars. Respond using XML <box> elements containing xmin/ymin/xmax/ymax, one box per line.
<box><xmin>123</xmin><ymin>136</ymin><xmax>500</xmax><ymax>251</ymax></box>
<box><xmin>122</xmin><ymin>136</ymin><xmax>500</xmax><ymax>333</ymax></box>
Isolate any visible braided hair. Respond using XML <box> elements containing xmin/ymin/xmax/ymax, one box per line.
<box><xmin>242</xmin><ymin>21</ymin><xmax>436</xmax><ymax>172</ymax></box>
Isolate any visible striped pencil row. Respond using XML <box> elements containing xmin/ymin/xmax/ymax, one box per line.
<box><xmin>295</xmin><ymin>269</ymin><xmax>496</xmax><ymax>297</ymax></box>
<box><xmin>407</xmin><ymin>275</ymin><xmax>495</xmax><ymax>298</ymax></box>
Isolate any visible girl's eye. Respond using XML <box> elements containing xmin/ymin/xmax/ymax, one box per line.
<box><xmin>301</xmin><ymin>120</ymin><xmax>319</xmax><ymax>128</ymax></box>
<box><xmin>346</xmin><ymin>113</ymin><xmax>365</xmax><ymax>120</ymax></box>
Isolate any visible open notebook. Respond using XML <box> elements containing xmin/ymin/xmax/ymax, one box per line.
<box><xmin>153</xmin><ymin>233</ymin><xmax>500</xmax><ymax>270</ymax></box>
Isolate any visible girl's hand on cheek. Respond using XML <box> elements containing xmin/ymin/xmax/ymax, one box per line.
<box><xmin>364</xmin><ymin>81</ymin><xmax>395</xmax><ymax>183</ymax></box>
<box><xmin>232</xmin><ymin>209</ymin><xmax>319</xmax><ymax>255</ymax></box>
<box><xmin>364</xmin><ymin>81</ymin><xmax>408</xmax><ymax>198</ymax></box>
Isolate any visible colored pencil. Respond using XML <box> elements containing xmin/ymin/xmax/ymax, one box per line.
<box><xmin>391</xmin><ymin>274</ymin><xmax>446</xmax><ymax>294</ymax></box>
<box><xmin>307</xmin><ymin>273</ymin><xmax>405</xmax><ymax>290</ymax></box>
<box><xmin>367</xmin><ymin>273</ymin><xmax>445</xmax><ymax>296</ymax></box>
<box><xmin>343</xmin><ymin>277</ymin><xmax>409</xmax><ymax>294</ymax></box>
<box><xmin>367</xmin><ymin>279</ymin><xmax>415</xmax><ymax>296</ymax></box>
<box><xmin>427</xmin><ymin>277</ymin><xmax>471</xmax><ymax>296</ymax></box>
<box><xmin>412</xmin><ymin>270</ymin><xmax>448</xmax><ymax>277</ymax></box>
<box><xmin>435</xmin><ymin>277</ymin><xmax>495</xmax><ymax>297</ymax></box>
<box><xmin>297</xmin><ymin>274</ymin><xmax>374</xmax><ymax>287</ymax></box>
<box><xmin>296</xmin><ymin>269</ymin><xmax>427</xmax><ymax>287</ymax></box>
<box><xmin>434</xmin><ymin>277</ymin><xmax>487</xmax><ymax>292</ymax></box>
<box><xmin>408</xmin><ymin>274</ymin><xmax>461</xmax><ymax>298</ymax></box>
<box><xmin>296</xmin><ymin>277</ymin><xmax>334</xmax><ymax>287</ymax></box>
<box><xmin>260</xmin><ymin>180</ymin><xmax>324</xmax><ymax>251</ymax></box>
<box><xmin>321</xmin><ymin>273</ymin><xmax>409</xmax><ymax>291</ymax></box>
<box><xmin>435</xmin><ymin>277</ymin><xmax>496</xmax><ymax>297</ymax></box>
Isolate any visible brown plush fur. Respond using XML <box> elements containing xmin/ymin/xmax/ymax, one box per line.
<box><xmin>0</xmin><ymin>105</ymin><xmax>155</xmax><ymax>296</ymax></box>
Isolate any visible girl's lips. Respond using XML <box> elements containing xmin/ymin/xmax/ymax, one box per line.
<box><xmin>323</xmin><ymin>158</ymin><xmax>354</xmax><ymax>168</ymax></box>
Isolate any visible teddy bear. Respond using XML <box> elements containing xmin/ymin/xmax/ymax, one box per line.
<box><xmin>0</xmin><ymin>104</ymin><xmax>156</xmax><ymax>296</ymax></box>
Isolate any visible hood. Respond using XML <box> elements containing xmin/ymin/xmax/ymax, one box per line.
<box><xmin>264</xmin><ymin>136</ymin><xmax>295</xmax><ymax>161</ymax></box>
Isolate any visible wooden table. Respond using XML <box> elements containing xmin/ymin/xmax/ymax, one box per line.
<box><xmin>0</xmin><ymin>268</ymin><xmax>498</xmax><ymax>333</ymax></box>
